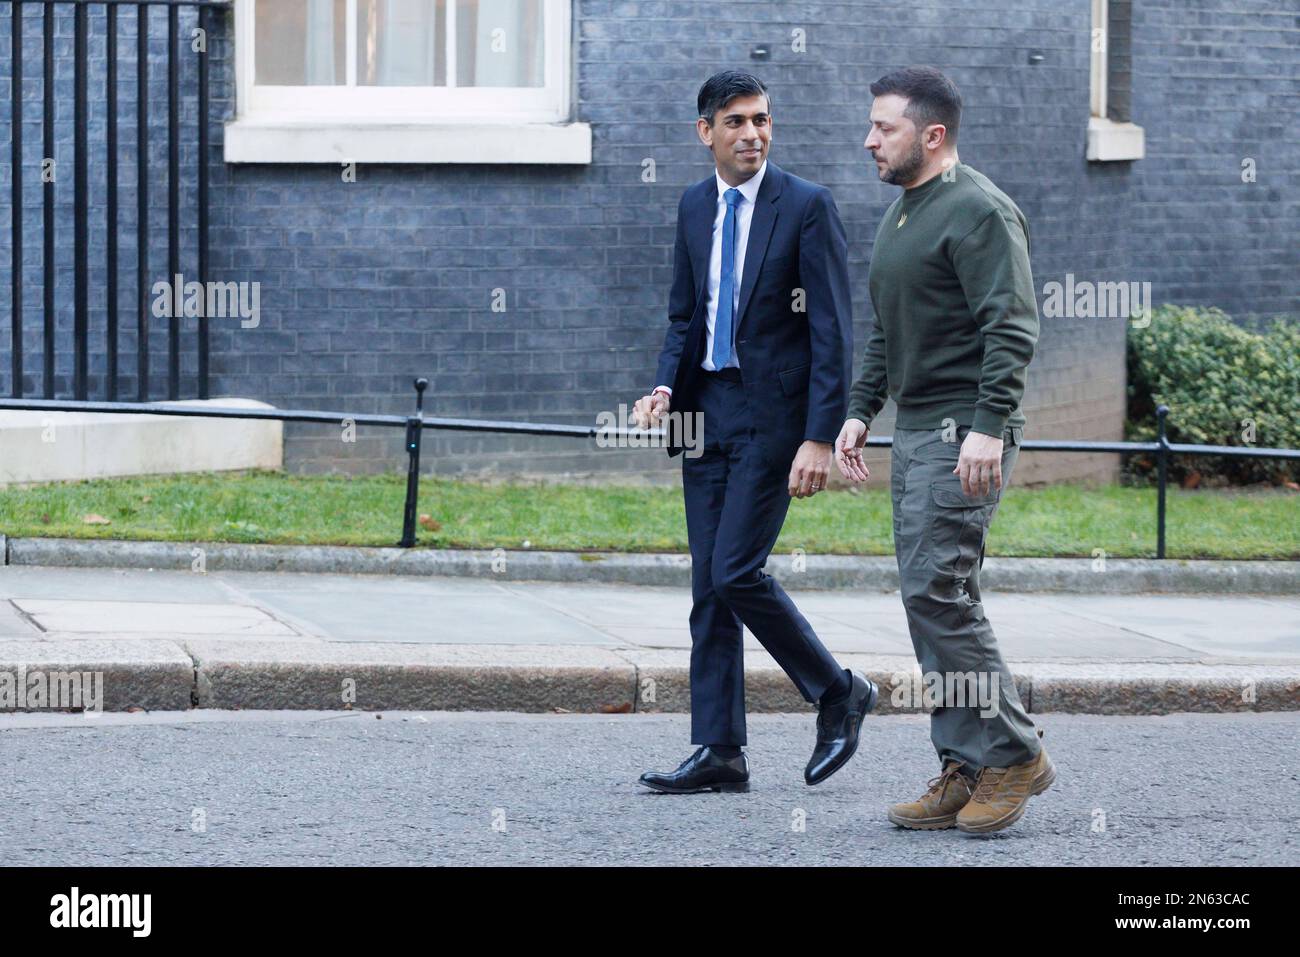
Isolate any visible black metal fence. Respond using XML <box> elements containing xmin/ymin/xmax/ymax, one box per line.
<box><xmin>5</xmin><ymin>0</ymin><xmax>224</xmax><ymax>402</ymax></box>
<box><xmin>1</xmin><ymin>387</ymin><xmax>1296</xmax><ymax>556</ymax></box>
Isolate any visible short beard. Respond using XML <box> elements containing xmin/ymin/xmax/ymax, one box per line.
<box><xmin>880</xmin><ymin>136</ymin><xmax>925</xmax><ymax>185</ymax></box>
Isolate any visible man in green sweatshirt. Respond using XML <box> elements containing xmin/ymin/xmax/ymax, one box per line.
<box><xmin>835</xmin><ymin>67</ymin><xmax>1055</xmax><ymax>835</ymax></box>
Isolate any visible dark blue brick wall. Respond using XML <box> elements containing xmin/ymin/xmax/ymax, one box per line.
<box><xmin>1</xmin><ymin>1</ymin><xmax>1295</xmax><ymax>483</ymax></box>
<box><xmin>1</xmin><ymin>3</ymin><xmax>208</xmax><ymax>407</ymax></box>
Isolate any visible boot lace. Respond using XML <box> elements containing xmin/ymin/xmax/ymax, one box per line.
<box><xmin>971</xmin><ymin>766</ymin><xmax>1008</xmax><ymax>803</ymax></box>
<box><xmin>925</xmin><ymin>762</ymin><xmax>969</xmax><ymax>800</ymax></box>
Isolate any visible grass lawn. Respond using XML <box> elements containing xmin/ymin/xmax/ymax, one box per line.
<box><xmin>0</xmin><ymin>469</ymin><xmax>1295</xmax><ymax>560</ymax></box>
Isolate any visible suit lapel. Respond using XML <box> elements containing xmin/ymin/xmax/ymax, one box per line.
<box><xmin>687</xmin><ymin>179</ymin><xmax>717</xmax><ymax>305</ymax></box>
<box><xmin>684</xmin><ymin>161</ymin><xmax>784</xmax><ymax>332</ymax></box>
<box><xmin>734</xmin><ymin>162</ymin><xmax>782</xmax><ymax>334</ymax></box>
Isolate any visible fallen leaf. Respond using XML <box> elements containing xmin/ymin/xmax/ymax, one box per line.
<box><xmin>418</xmin><ymin>514</ymin><xmax>442</xmax><ymax>531</ymax></box>
<box><xmin>1284</xmin><ymin>481</ymin><xmax>1299</xmax><ymax>492</ymax></box>
<box><xmin>553</xmin><ymin>707</ymin><xmax>572</xmax><ymax>714</ymax></box>
<box><xmin>82</xmin><ymin>513</ymin><xmax>112</xmax><ymax>525</ymax></box>
<box><xmin>141</xmin><ymin>495</ymin><xmax>152</xmax><ymax>504</ymax></box>
<box><xmin>599</xmin><ymin>702</ymin><xmax>633</xmax><ymax>714</ymax></box>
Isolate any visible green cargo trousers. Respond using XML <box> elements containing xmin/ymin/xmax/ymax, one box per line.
<box><xmin>890</xmin><ymin>424</ymin><xmax>1041</xmax><ymax>774</ymax></box>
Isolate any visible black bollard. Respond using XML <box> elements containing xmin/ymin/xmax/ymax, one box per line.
<box><xmin>1155</xmin><ymin>404</ymin><xmax>1169</xmax><ymax>560</ymax></box>
<box><xmin>399</xmin><ymin>377</ymin><xmax>429</xmax><ymax>548</ymax></box>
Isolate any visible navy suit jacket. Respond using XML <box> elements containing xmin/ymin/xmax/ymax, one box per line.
<box><xmin>653</xmin><ymin>161</ymin><xmax>854</xmax><ymax>468</ymax></box>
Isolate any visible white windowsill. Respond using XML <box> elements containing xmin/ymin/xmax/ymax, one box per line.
<box><xmin>1086</xmin><ymin>116</ymin><xmax>1145</xmax><ymax>162</ymax></box>
<box><xmin>223</xmin><ymin>118</ymin><xmax>593</xmax><ymax>165</ymax></box>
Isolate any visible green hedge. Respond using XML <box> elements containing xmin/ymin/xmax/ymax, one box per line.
<box><xmin>1126</xmin><ymin>305</ymin><xmax>1300</xmax><ymax>486</ymax></box>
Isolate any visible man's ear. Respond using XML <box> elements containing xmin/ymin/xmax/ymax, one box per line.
<box><xmin>696</xmin><ymin>117</ymin><xmax>712</xmax><ymax>148</ymax></box>
<box><xmin>926</xmin><ymin>123</ymin><xmax>948</xmax><ymax>152</ymax></box>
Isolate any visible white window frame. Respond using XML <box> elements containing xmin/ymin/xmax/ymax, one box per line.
<box><xmin>224</xmin><ymin>0</ymin><xmax>591</xmax><ymax>164</ymax></box>
<box><xmin>1087</xmin><ymin>0</ymin><xmax>1145</xmax><ymax>162</ymax></box>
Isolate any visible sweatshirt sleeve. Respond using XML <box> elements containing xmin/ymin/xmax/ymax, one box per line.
<box><xmin>951</xmin><ymin>207</ymin><xmax>1039</xmax><ymax>438</ymax></box>
<box><xmin>846</xmin><ymin>311</ymin><xmax>889</xmax><ymax>428</ymax></box>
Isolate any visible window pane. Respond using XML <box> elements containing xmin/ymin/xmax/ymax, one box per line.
<box><xmin>358</xmin><ymin>0</ymin><xmax>446</xmax><ymax>86</ymax></box>
<box><xmin>255</xmin><ymin>0</ymin><xmax>347</xmax><ymax>85</ymax></box>
<box><xmin>457</xmin><ymin>0</ymin><xmax>545</xmax><ymax>88</ymax></box>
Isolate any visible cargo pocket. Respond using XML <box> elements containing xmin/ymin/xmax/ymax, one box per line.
<box><xmin>927</xmin><ymin>483</ymin><xmax>1000</xmax><ymax>581</ymax></box>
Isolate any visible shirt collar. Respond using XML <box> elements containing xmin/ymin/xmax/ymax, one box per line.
<box><xmin>716</xmin><ymin>159</ymin><xmax>767</xmax><ymax>206</ymax></box>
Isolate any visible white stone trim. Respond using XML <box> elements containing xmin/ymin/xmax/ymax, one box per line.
<box><xmin>228</xmin><ymin>0</ymin><xmax>587</xmax><ymax>165</ymax></box>
<box><xmin>223</xmin><ymin>118</ymin><xmax>593</xmax><ymax>165</ymax></box>
<box><xmin>1087</xmin><ymin>116</ymin><xmax>1146</xmax><ymax>162</ymax></box>
<box><xmin>1088</xmin><ymin>0</ymin><xmax>1145</xmax><ymax>163</ymax></box>
<box><xmin>0</xmin><ymin>399</ymin><xmax>283</xmax><ymax>485</ymax></box>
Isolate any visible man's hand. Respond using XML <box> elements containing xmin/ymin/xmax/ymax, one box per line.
<box><xmin>788</xmin><ymin>440</ymin><xmax>832</xmax><ymax>498</ymax></box>
<box><xmin>632</xmin><ymin>391</ymin><xmax>670</xmax><ymax>430</ymax></box>
<box><xmin>834</xmin><ymin>419</ymin><xmax>871</xmax><ymax>483</ymax></box>
<box><xmin>954</xmin><ymin>430</ymin><xmax>1004</xmax><ymax>496</ymax></box>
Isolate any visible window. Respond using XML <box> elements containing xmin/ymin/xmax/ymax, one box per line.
<box><xmin>1087</xmin><ymin>0</ymin><xmax>1144</xmax><ymax>162</ymax></box>
<box><xmin>225</xmin><ymin>0</ymin><xmax>591</xmax><ymax>164</ymax></box>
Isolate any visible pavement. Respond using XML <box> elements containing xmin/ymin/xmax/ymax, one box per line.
<box><xmin>0</xmin><ymin>562</ymin><xmax>1296</xmax><ymax>715</ymax></box>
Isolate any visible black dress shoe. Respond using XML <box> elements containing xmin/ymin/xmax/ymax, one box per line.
<box><xmin>805</xmin><ymin>670</ymin><xmax>878</xmax><ymax>786</ymax></box>
<box><xmin>639</xmin><ymin>746</ymin><xmax>750</xmax><ymax>794</ymax></box>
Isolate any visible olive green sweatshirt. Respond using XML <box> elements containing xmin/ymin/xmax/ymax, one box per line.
<box><xmin>847</xmin><ymin>162</ymin><xmax>1039</xmax><ymax>438</ymax></box>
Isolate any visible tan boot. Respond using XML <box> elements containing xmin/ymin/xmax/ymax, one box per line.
<box><xmin>887</xmin><ymin>760</ymin><xmax>974</xmax><ymax>830</ymax></box>
<box><xmin>956</xmin><ymin>729</ymin><xmax>1056</xmax><ymax>834</ymax></box>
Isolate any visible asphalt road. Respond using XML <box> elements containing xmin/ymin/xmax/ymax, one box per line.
<box><xmin>0</xmin><ymin>710</ymin><xmax>1294</xmax><ymax>866</ymax></box>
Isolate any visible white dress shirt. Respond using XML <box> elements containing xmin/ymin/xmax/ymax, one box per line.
<box><xmin>654</xmin><ymin>159</ymin><xmax>768</xmax><ymax>397</ymax></box>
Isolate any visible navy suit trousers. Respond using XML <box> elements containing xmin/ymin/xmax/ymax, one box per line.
<box><xmin>682</xmin><ymin>370</ymin><xmax>844</xmax><ymax>746</ymax></box>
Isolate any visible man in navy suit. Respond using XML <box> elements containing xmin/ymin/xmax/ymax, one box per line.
<box><xmin>633</xmin><ymin>71</ymin><xmax>878</xmax><ymax>794</ymax></box>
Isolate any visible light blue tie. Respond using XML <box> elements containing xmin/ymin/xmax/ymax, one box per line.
<box><xmin>711</xmin><ymin>188</ymin><xmax>742</xmax><ymax>369</ymax></box>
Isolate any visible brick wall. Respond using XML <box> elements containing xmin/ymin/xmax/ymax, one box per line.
<box><xmin>1</xmin><ymin>1</ymin><xmax>1295</xmax><ymax>486</ymax></box>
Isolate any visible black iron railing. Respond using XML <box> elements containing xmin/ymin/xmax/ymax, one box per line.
<box><xmin>4</xmin><ymin>0</ymin><xmax>226</xmax><ymax>402</ymax></box>
<box><xmin>1</xmin><ymin>389</ymin><xmax>1296</xmax><ymax>556</ymax></box>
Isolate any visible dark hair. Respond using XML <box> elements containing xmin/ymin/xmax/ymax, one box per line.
<box><xmin>869</xmin><ymin>66</ymin><xmax>962</xmax><ymax>146</ymax></box>
<box><xmin>697</xmin><ymin>70</ymin><xmax>770</xmax><ymax>125</ymax></box>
